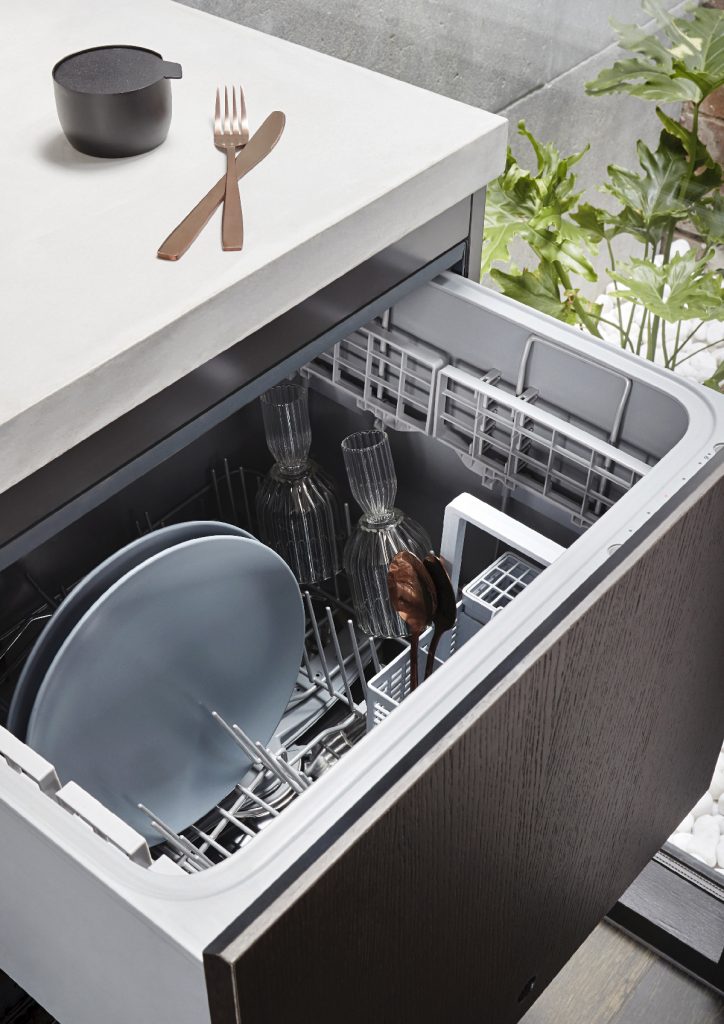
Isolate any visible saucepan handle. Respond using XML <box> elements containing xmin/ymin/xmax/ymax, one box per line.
<box><xmin>161</xmin><ymin>61</ymin><xmax>183</xmax><ymax>79</ymax></box>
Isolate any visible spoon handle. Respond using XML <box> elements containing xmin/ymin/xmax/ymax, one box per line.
<box><xmin>409</xmin><ymin>635</ymin><xmax>420</xmax><ymax>692</ymax></box>
<box><xmin>424</xmin><ymin>627</ymin><xmax>442</xmax><ymax>681</ymax></box>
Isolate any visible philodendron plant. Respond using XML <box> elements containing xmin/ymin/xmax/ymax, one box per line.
<box><xmin>481</xmin><ymin>0</ymin><xmax>724</xmax><ymax>390</ymax></box>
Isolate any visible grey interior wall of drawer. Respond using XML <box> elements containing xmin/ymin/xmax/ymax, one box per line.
<box><xmin>390</xmin><ymin>281</ymin><xmax>688</xmax><ymax>460</ymax></box>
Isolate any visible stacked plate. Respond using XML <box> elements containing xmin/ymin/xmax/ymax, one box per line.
<box><xmin>8</xmin><ymin>522</ymin><xmax>305</xmax><ymax>844</ymax></box>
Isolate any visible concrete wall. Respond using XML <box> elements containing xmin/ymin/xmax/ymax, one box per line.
<box><xmin>177</xmin><ymin>0</ymin><xmax>685</xmax><ymax>284</ymax></box>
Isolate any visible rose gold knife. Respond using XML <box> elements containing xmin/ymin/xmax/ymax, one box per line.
<box><xmin>157</xmin><ymin>110</ymin><xmax>286</xmax><ymax>261</ymax></box>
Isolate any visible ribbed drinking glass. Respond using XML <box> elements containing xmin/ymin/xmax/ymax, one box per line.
<box><xmin>256</xmin><ymin>382</ymin><xmax>341</xmax><ymax>585</ymax></box>
<box><xmin>342</xmin><ymin>430</ymin><xmax>431</xmax><ymax>638</ymax></box>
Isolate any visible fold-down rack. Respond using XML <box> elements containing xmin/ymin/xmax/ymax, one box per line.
<box><xmin>303</xmin><ymin>322</ymin><xmax>652</xmax><ymax>528</ymax></box>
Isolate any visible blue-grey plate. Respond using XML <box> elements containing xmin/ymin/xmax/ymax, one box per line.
<box><xmin>7</xmin><ymin>522</ymin><xmax>251</xmax><ymax>740</ymax></box>
<box><xmin>26</xmin><ymin>534</ymin><xmax>304</xmax><ymax>844</ymax></box>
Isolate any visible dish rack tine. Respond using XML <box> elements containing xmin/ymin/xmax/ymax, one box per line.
<box><xmin>230</xmin><ymin>718</ymin><xmax>305</xmax><ymax>792</ymax></box>
<box><xmin>211</xmin><ymin>711</ymin><xmax>263</xmax><ymax>770</ymax></box>
<box><xmin>236</xmin><ymin>784</ymin><xmax>281</xmax><ymax>817</ymax></box>
<box><xmin>137</xmin><ymin>804</ymin><xmax>213</xmax><ymax>868</ymax></box>
<box><xmin>324</xmin><ymin>605</ymin><xmax>355</xmax><ymax>710</ymax></box>
<box><xmin>223</xmin><ymin>458</ymin><xmax>238</xmax><ymax>525</ymax></box>
<box><xmin>367</xmin><ymin>637</ymin><xmax>381</xmax><ymax>675</ymax></box>
<box><xmin>257</xmin><ymin>741</ymin><xmax>310</xmax><ymax>791</ymax></box>
<box><xmin>347</xmin><ymin>619</ymin><xmax>370</xmax><ymax>702</ymax></box>
<box><xmin>195</xmin><ymin>789</ymin><xmax>250</xmax><ymax>855</ymax></box>
<box><xmin>238</xmin><ymin>465</ymin><xmax>253</xmax><ymax>530</ymax></box>
<box><xmin>192</xmin><ymin>826</ymin><xmax>233</xmax><ymax>858</ymax></box>
<box><xmin>214</xmin><ymin>804</ymin><xmax>256</xmax><ymax>837</ymax></box>
<box><xmin>303</xmin><ymin>592</ymin><xmax>335</xmax><ymax>698</ymax></box>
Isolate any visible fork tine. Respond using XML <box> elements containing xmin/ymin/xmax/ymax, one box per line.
<box><xmin>224</xmin><ymin>86</ymin><xmax>230</xmax><ymax>134</ymax></box>
<box><xmin>238</xmin><ymin>84</ymin><xmax>248</xmax><ymax>138</ymax></box>
<box><xmin>232</xmin><ymin>86</ymin><xmax>238</xmax><ymax>133</ymax></box>
<box><xmin>214</xmin><ymin>87</ymin><xmax>221</xmax><ymax>133</ymax></box>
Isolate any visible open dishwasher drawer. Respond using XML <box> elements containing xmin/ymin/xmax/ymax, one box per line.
<box><xmin>0</xmin><ymin>273</ymin><xmax>723</xmax><ymax>1024</ymax></box>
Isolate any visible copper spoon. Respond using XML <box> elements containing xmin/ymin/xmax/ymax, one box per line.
<box><xmin>423</xmin><ymin>553</ymin><xmax>457</xmax><ymax>680</ymax></box>
<box><xmin>387</xmin><ymin>551</ymin><xmax>437</xmax><ymax>693</ymax></box>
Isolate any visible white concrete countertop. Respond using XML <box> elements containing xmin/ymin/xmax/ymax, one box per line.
<box><xmin>0</xmin><ymin>0</ymin><xmax>506</xmax><ymax>495</ymax></box>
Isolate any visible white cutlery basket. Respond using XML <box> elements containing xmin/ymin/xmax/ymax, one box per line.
<box><xmin>365</xmin><ymin>493</ymin><xmax>564</xmax><ymax>730</ymax></box>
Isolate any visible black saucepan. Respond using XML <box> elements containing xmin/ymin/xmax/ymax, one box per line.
<box><xmin>52</xmin><ymin>45</ymin><xmax>182</xmax><ymax>158</ymax></box>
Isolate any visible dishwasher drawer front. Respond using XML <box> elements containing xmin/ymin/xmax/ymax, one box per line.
<box><xmin>204</xmin><ymin>456</ymin><xmax>724</xmax><ymax>1024</ymax></box>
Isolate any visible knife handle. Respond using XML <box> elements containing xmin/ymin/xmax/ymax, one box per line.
<box><xmin>157</xmin><ymin>174</ymin><xmax>228</xmax><ymax>261</ymax></box>
<box><xmin>157</xmin><ymin>111</ymin><xmax>285</xmax><ymax>261</ymax></box>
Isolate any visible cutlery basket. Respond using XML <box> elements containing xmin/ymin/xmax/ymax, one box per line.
<box><xmin>365</xmin><ymin>492</ymin><xmax>564</xmax><ymax>731</ymax></box>
<box><xmin>365</xmin><ymin>602</ymin><xmax>480</xmax><ymax>729</ymax></box>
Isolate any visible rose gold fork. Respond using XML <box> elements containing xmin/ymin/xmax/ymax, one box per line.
<box><xmin>214</xmin><ymin>85</ymin><xmax>249</xmax><ymax>251</ymax></box>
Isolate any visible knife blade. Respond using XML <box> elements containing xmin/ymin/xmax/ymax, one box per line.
<box><xmin>157</xmin><ymin>110</ymin><xmax>286</xmax><ymax>261</ymax></box>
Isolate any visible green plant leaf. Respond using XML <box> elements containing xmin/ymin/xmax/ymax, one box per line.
<box><xmin>586</xmin><ymin>57</ymin><xmax>700</xmax><ymax>102</ymax></box>
<box><xmin>603</xmin><ymin>131</ymin><xmax>722</xmax><ymax>244</ymax></box>
<box><xmin>479</xmin><ymin>222</ymin><xmax>518</xmax><ymax>279</ymax></box>
<box><xmin>491</xmin><ymin>266</ymin><xmax>579</xmax><ymax>323</ymax></box>
<box><xmin>702</xmin><ymin>358</ymin><xmax>724</xmax><ymax>392</ymax></box>
<box><xmin>654</xmin><ymin>107</ymin><xmax>719</xmax><ymax>170</ymax></box>
<box><xmin>610</xmin><ymin>249</ymin><xmax>724</xmax><ymax>322</ymax></box>
<box><xmin>643</xmin><ymin>1</ymin><xmax>724</xmax><ymax>99</ymax></box>
<box><xmin>691</xmin><ymin>193</ymin><xmax>724</xmax><ymax>247</ymax></box>
<box><xmin>586</xmin><ymin>2</ymin><xmax>724</xmax><ymax>103</ymax></box>
<box><xmin>481</xmin><ymin>123</ymin><xmax>598</xmax><ymax>280</ymax></box>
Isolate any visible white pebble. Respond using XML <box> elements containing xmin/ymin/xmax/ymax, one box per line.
<box><xmin>717</xmin><ymin>838</ymin><xmax>724</xmax><ymax>869</ymax></box>
<box><xmin>692</xmin><ymin>793</ymin><xmax>715</xmax><ymax>818</ymax></box>
<box><xmin>670</xmin><ymin>238</ymin><xmax>691</xmax><ymax>257</ymax></box>
<box><xmin>703</xmin><ymin>320</ymin><xmax>724</xmax><ymax>345</ymax></box>
<box><xmin>710</xmin><ymin>766</ymin><xmax>724</xmax><ymax>801</ymax></box>
<box><xmin>675</xmin><ymin>813</ymin><xmax>694</xmax><ymax>834</ymax></box>
<box><xmin>719</xmin><ymin>796</ymin><xmax>724</xmax><ymax>818</ymax></box>
<box><xmin>669</xmin><ymin>832</ymin><xmax>694</xmax><ymax>854</ymax></box>
<box><xmin>693</xmin><ymin>814</ymin><xmax>720</xmax><ymax>839</ymax></box>
<box><xmin>689</xmin><ymin>835</ymin><xmax>718</xmax><ymax>867</ymax></box>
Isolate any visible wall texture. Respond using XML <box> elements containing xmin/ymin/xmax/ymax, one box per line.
<box><xmin>177</xmin><ymin>0</ymin><xmax>683</xmax><ymax>195</ymax></box>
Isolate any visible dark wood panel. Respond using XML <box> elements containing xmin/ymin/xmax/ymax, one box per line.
<box><xmin>619</xmin><ymin>860</ymin><xmax>724</xmax><ymax>961</ymax></box>
<box><xmin>207</xmin><ymin>460</ymin><xmax>724</xmax><ymax>1024</ymax></box>
<box><xmin>521</xmin><ymin>923</ymin><xmax>724</xmax><ymax>1024</ymax></box>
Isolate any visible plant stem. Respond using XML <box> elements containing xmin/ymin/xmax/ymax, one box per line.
<box><xmin>605</xmin><ymin>239</ymin><xmax>627</xmax><ymax>348</ymax></box>
<box><xmin>673</xmin><ymin>320</ymin><xmax>705</xmax><ymax>364</ymax></box>
<box><xmin>624</xmin><ymin>301</ymin><xmax>637</xmax><ymax>352</ymax></box>
<box><xmin>671</xmin><ymin>320</ymin><xmax>682</xmax><ymax>370</ymax></box>
<box><xmin>661</xmin><ymin>321</ymin><xmax>670</xmax><ymax>369</ymax></box>
<box><xmin>636</xmin><ymin>309</ymin><xmax>647</xmax><ymax>357</ymax></box>
<box><xmin>592</xmin><ymin>314</ymin><xmax>637</xmax><ymax>350</ymax></box>
<box><xmin>552</xmin><ymin>260</ymin><xmax>601</xmax><ymax>337</ymax></box>
<box><xmin>675</xmin><ymin>335</ymin><xmax>724</xmax><ymax>367</ymax></box>
<box><xmin>651</xmin><ymin>103</ymin><xmax>702</xmax><ymax>367</ymax></box>
<box><xmin>647</xmin><ymin>309</ymin><xmax>659</xmax><ymax>362</ymax></box>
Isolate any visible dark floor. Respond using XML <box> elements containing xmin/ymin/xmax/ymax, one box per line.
<box><xmin>2</xmin><ymin>923</ymin><xmax>722</xmax><ymax>1022</ymax></box>
<box><xmin>521</xmin><ymin>922</ymin><xmax>724</xmax><ymax>1024</ymax></box>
